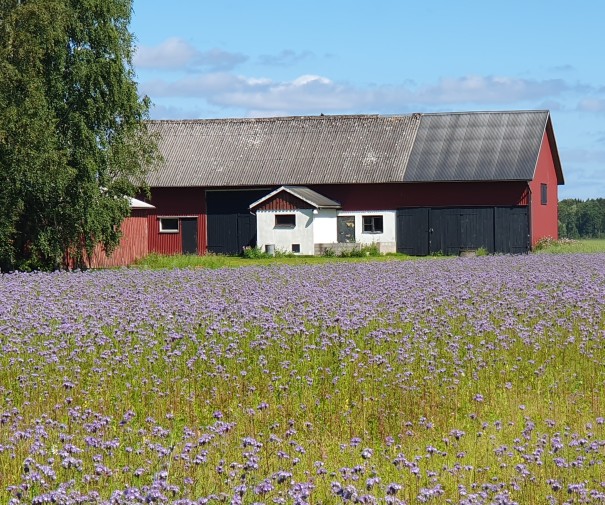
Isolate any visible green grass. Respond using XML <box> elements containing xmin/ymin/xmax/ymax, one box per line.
<box><xmin>133</xmin><ymin>251</ymin><xmax>413</xmax><ymax>269</ymax></box>
<box><xmin>534</xmin><ymin>238</ymin><xmax>605</xmax><ymax>254</ymax></box>
<box><xmin>134</xmin><ymin>239</ymin><xmax>605</xmax><ymax>270</ymax></box>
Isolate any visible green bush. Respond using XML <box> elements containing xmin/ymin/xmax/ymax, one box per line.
<box><xmin>241</xmin><ymin>246</ymin><xmax>269</xmax><ymax>259</ymax></box>
<box><xmin>339</xmin><ymin>244</ymin><xmax>381</xmax><ymax>258</ymax></box>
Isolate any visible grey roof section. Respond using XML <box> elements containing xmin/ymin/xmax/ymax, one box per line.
<box><xmin>146</xmin><ymin>110</ymin><xmax>563</xmax><ymax>187</ymax></box>
<box><xmin>249</xmin><ymin>186</ymin><xmax>341</xmax><ymax>210</ymax></box>
<box><xmin>146</xmin><ymin>115</ymin><xmax>421</xmax><ymax>187</ymax></box>
<box><xmin>404</xmin><ymin>110</ymin><xmax>551</xmax><ymax>182</ymax></box>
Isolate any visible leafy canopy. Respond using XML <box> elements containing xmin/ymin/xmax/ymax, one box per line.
<box><xmin>0</xmin><ymin>0</ymin><xmax>160</xmax><ymax>271</ymax></box>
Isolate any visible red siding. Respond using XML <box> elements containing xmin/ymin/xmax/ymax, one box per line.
<box><xmin>311</xmin><ymin>181</ymin><xmax>529</xmax><ymax>210</ymax></box>
<box><xmin>88</xmin><ymin>210</ymin><xmax>149</xmax><ymax>268</ymax></box>
<box><xmin>147</xmin><ymin>188</ymin><xmax>207</xmax><ymax>255</ymax></box>
<box><xmin>528</xmin><ymin>132</ymin><xmax>559</xmax><ymax>245</ymax></box>
<box><xmin>255</xmin><ymin>192</ymin><xmax>313</xmax><ymax>211</ymax></box>
<box><xmin>141</xmin><ymin>181</ymin><xmax>537</xmax><ymax>257</ymax></box>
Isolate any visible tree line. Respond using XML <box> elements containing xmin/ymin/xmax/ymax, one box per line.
<box><xmin>0</xmin><ymin>0</ymin><xmax>159</xmax><ymax>271</ymax></box>
<box><xmin>559</xmin><ymin>199</ymin><xmax>605</xmax><ymax>239</ymax></box>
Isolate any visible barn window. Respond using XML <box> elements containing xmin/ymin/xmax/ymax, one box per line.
<box><xmin>159</xmin><ymin>218</ymin><xmax>179</xmax><ymax>233</ymax></box>
<box><xmin>291</xmin><ymin>244</ymin><xmax>301</xmax><ymax>253</ymax></box>
<box><xmin>541</xmin><ymin>184</ymin><xmax>548</xmax><ymax>205</ymax></box>
<box><xmin>362</xmin><ymin>215</ymin><xmax>384</xmax><ymax>234</ymax></box>
<box><xmin>275</xmin><ymin>214</ymin><xmax>296</xmax><ymax>228</ymax></box>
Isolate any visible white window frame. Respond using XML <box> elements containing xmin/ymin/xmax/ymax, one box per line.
<box><xmin>274</xmin><ymin>214</ymin><xmax>296</xmax><ymax>229</ymax></box>
<box><xmin>159</xmin><ymin>217</ymin><xmax>179</xmax><ymax>233</ymax></box>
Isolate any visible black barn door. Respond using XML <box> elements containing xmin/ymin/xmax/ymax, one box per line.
<box><xmin>495</xmin><ymin>207</ymin><xmax>529</xmax><ymax>253</ymax></box>
<box><xmin>181</xmin><ymin>218</ymin><xmax>198</xmax><ymax>254</ymax></box>
<box><xmin>396</xmin><ymin>208</ymin><xmax>429</xmax><ymax>255</ymax></box>
<box><xmin>430</xmin><ymin>208</ymin><xmax>494</xmax><ymax>254</ymax></box>
<box><xmin>206</xmin><ymin>190</ymin><xmax>268</xmax><ymax>254</ymax></box>
<box><xmin>397</xmin><ymin>206</ymin><xmax>529</xmax><ymax>256</ymax></box>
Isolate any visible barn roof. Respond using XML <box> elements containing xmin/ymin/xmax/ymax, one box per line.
<box><xmin>405</xmin><ymin>110</ymin><xmax>564</xmax><ymax>183</ymax></box>
<box><xmin>146</xmin><ymin>110</ymin><xmax>563</xmax><ymax>187</ymax></box>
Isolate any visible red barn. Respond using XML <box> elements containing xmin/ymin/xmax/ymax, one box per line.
<box><xmin>86</xmin><ymin>198</ymin><xmax>155</xmax><ymax>268</ymax></box>
<box><xmin>137</xmin><ymin>110</ymin><xmax>563</xmax><ymax>258</ymax></box>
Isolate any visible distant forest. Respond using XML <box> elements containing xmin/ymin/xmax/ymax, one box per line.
<box><xmin>559</xmin><ymin>199</ymin><xmax>605</xmax><ymax>239</ymax></box>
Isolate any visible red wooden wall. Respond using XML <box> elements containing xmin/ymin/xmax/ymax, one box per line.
<box><xmin>145</xmin><ymin>182</ymin><xmax>533</xmax><ymax>256</ymax></box>
<box><xmin>529</xmin><ymin>132</ymin><xmax>559</xmax><ymax>245</ymax></box>
<box><xmin>88</xmin><ymin>210</ymin><xmax>149</xmax><ymax>268</ymax></box>
<box><xmin>311</xmin><ymin>181</ymin><xmax>530</xmax><ymax>210</ymax></box>
<box><xmin>147</xmin><ymin>187</ymin><xmax>207</xmax><ymax>255</ymax></box>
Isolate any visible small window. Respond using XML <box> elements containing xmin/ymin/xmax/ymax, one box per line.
<box><xmin>362</xmin><ymin>215</ymin><xmax>384</xmax><ymax>234</ymax></box>
<box><xmin>291</xmin><ymin>244</ymin><xmax>301</xmax><ymax>253</ymax></box>
<box><xmin>541</xmin><ymin>183</ymin><xmax>548</xmax><ymax>205</ymax></box>
<box><xmin>275</xmin><ymin>214</ymin><xmax>296</xmax><ymax>228</ymax></box>
<box><xmin>159</xmin><ymin>218</ymin><xmax>179</xmax><ymax>233</ymax></box>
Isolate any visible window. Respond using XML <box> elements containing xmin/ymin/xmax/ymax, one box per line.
<box><xmin>362</xmin><ymin>215</ymin><xmax>384</xmax><ymax>234</ymax></box>
<box><xmin>159</xmin><ymin>218</ymin><xmax>179</xmax><ymax>233</ymax></box>
<box><xmin>291</xmin><ymin>244</ymin><xmax>301</xmax><ymax>253</ymax></box>
<box><xmin>541</xmin><ymin>184</ymin><xmax>548</xmax><ymax>205</ymax></box>
<box><xmin>275</xmin><ymin>214</ymin><xmax>296</xmax><ymax>228</ymax></box>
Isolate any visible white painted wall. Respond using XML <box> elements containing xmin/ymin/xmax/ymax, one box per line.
<box><xmin>256</xmin><ymin>210</ymin><xmax>315</xmax><ymax>255</ymax></box>
<box><xmin>256</xmin><ymin>209</ymin><xmax>397</xmax><ymax>255</ymax></box>
<box><xmin>317</xmin><ymin>210</ymin><xmax>397</xmax><ymax>252</ymax></box>
<box><xmin>313</xmin><ymin>209</ymin><xmax>338</xmax><ymax>243</ymax></box>
<box><xmin>340</xmin><ymin>210</ymin><xmax>397</xmax><ymax>248</ymax></box>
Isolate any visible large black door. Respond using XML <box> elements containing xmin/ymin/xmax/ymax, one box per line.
<box><xmin>430</xmin><ymin>208</ymin><xmax>462</xmax><ymax>255</ymax></box>
<box><xmin>396</xmin><ymin>208</ymin><xmax>429</xmax><ymax>255</ymax></box>
<box><xmin>494</xmin><ymin>207</ymin><xmax>529</xmax><ymax>253</ymax></box>
<box><xmin>430</xmin><ymin>208</ymin><xmax>495</xmax><ymax>254</ymax></box>
<box><xmin>181</xmin><ymin>218</ymin><xmax>198</xmax><ymax>254</ymax></box>
<box><xmin>206</xmin><ymin>190</ymin><xmax>268</xmax><ymax>254</ymax></box>
<box><xmin>458</xmin><ymin>208</ymin><xmax>495</xmax><ymax>253</ymax></box>
<box><xmin>397</xmin><ymin>206</ymin><xmax>529</xmax><ymax>255</ymax></box>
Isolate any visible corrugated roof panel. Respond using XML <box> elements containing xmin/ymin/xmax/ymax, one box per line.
<box><xmin>404</xmin><ymin>110</ymin><xmax>549</xmax><ymax>182</ymax></box>
<box><xmin>147</xmin><ymin>114</ymin><xmax>421</xmax><ymax>187</ymax></box>
<box><xmin>146</xmin><ymin>111</ymin><xmax>556</xmax><ymax>187</ymax></box>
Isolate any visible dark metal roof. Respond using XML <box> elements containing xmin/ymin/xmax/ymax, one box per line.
<box><xmin>404</xmin><ymin>110</ymin><xmax>560</xmax><ymax>182</ymax></box>
<box><xmin>146</xmin><ymin>115</ymin><xmax>420</xmax><ymax>187</ymax></box>
<box><xmin>147</xmin><ymin>111</ymin><xmax>564</xmax><ymax>187</ymax></box>
<box><xmin>249</xmin><ymin>186</ymin><xmax>341</xmax><ymax>210</ymax></box>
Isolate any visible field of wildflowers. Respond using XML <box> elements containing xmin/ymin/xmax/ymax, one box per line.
<box><xmin>1</xmin><ymin>254</ymin><xmax>605</xmax><ymax>504</ymax></box>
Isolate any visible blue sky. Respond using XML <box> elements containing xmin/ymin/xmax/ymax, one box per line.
<box><xmin>130</xmin><ymin>0</ymin><xmax>605</xmax><ymax>200</ymax></box>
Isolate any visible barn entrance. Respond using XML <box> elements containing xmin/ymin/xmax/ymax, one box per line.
<box><xmin>396</xmin><ymin>206</ymin><xmax>529</xmax><ymax>255</ymax></box>
<box><xmin>206</xmin><ymin>190</ymin><xmax>270</xmax><ymax>255</ymax></box>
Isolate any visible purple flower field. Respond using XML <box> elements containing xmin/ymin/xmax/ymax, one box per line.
<box><xmin>1</xmin><ymin>254</ymin><xmax>605</xmax><ymax>504</ymax></box>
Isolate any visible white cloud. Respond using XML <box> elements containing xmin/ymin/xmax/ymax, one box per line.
<box><xmin>134</xmin><ymin>38</ymin><xmax>247</xmax><ymax>71</ymax></box>
<box><xmin>413</xmin><ymin>76</ymin><xmax>571</xmax><ymax>104</ymax></box>
<box><xmin>135</xmin><ymin>37</ymin><xmax>198</xmax><ymax>69</ymax></box>
<box><xmin>577</xmin><ymin>98</ymin><xmax>605</xmax><ymax>113</ymax></box>
<box><xmin>141</xmin><ymin>73</ymin><xmax>254</xmax><ymax>97</ymax></box>
<box><xmin>141</xmin><ymin>71</ymin><xmax>587</xmax><ymax>117</ymax></box>
<box><xmin>258</xmin><ymin>49</ymin><xmax>313</xmax><ymax>66</ymax></box>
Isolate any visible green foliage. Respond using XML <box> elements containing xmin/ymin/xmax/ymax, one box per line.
<box><xmin>534</xmin><ymin>237</ymin><xmax>605</xmax><ymax>254</ymax></box>
<box><xmin>241</xmin><ymin>246</ymin><xmax>270</xmax><ymax>259</ymax></box>
<box><xmin>0</xmin><ymin>0</ymin><xmax>160</xmax><ymax>271</ymax></box>
<box><xmin>559</xmin><ymin>198</ymin><xmax>605</xmax><ymax>239</ymax></box>
<box><xmin>476</xmin><ymin>246</ymin><xmax>489</xmax><ymax>256</ymax></box>
<box><xmin>339</xmin><ymin>243</ymin><xmax>381</xmax><ymax>257</ymax></box>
